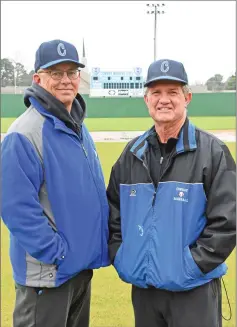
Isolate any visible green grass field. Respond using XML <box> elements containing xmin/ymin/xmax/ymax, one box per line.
<box><xmin>1</xmin><ymin>142</ymin><xmax>236</xmax><ymax>327</ymax></box>
<box><xmin>1</xmin><ymin>116</ymin><xmax>236</xmax><ymax>133</ymax></box>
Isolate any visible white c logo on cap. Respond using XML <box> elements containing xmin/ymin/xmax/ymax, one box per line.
<box><xmin>160</xmin><ymin>60</ymin><xmax>169</xmax><ymax>73</ymax></box>
<box><xmin>57</xmin><ymin>43</ymin><xmax>66</xmax><ymax>56</ymax></box>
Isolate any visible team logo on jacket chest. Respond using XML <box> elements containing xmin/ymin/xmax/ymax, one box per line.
<box><xmin>130</xmin><ymin>189</ymin><xmax>136</xmax><ymax>197</ymax></box>
<box><xmin>174</xmin><ymin>187</ymin><xmax>189</xmax><ymax>203</ymax></box>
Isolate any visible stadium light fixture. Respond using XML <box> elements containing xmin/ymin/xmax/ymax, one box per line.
<box><xmin>146</xmin><ymin>2</ymin><xmax>166</xmax><ymax>61</ymax></box>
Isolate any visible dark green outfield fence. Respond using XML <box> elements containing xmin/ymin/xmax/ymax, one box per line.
<box><xmin>1</xmin><ymin>92</ymin><xmax>236</xmax><ymax>118</ymax></box>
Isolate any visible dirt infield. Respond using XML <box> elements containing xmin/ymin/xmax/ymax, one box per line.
<box><xmin>89</xmin><ymin>130</ymin><xmax>235</xmax><ymax>142</ymax></box>
<box><xmin>1</xmin><ymin>130</ymin><xmax>235</xmax><ymax>143</ymax></box>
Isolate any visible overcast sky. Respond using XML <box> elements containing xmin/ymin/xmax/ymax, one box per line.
<box><xmin>1</xmin><ymin>1</ymin><xmax>236</xmax><ymax>84</ymax></box>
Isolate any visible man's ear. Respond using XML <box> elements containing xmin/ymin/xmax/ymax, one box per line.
<box><xmin>185</xmin><ymin>92</ymin><xmax>192</xmax><ymax>107</ymax></box>
<box><xmin>33</xmin><ymin>73</ymin><xmax>41</xmax><ymax>84</ymax></box>
<box><xmin>144</xmin><ymin>94</ymin><xmax>149</xmax><ymax>106</ymax></box>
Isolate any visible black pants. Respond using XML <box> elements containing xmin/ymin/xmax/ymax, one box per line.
<box><xmin>13</xmin><ymin>270</ymin><xmax>93</xmax><ymax>327</ymax></box>
<box><xmin>132</xmin><ymin>279</ymin><xmax>222</xmax><ymax>327</ymax></box>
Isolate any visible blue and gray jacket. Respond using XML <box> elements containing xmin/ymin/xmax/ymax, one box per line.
<box><xmin>107</xmin><ymin>119</ymin><xmax>236</xmax><ymax>291</ymax></box>
<box><xmin>1</xmin><ymin>84</ymin><xmax>110</xmax><ymax>287</ymax></box>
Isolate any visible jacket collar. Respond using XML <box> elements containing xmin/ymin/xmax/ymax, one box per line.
<box><xmin>29</xmin><ymin>97</ymin><xmax>79</xmax><ymax>137</ymax></box>
<box><xmin>130</xmin><ymin>118</ymin><xmax>197</xmax><ymax>161</ymax></box>
<box><xmin>24</xmin><ymin>83</ymin><xmax>86</xmax><ymax>134</ymax></box>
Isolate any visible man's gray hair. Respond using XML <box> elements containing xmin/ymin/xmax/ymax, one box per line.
<box><xmin>144</xmin><ymin>84</ymin><xmax>191</xmax><ymax>96</ymax></box>
<box><xmin>182</xmin><ymin>85</ymin><xmax>191</xmax><ymax>96</ymax></box>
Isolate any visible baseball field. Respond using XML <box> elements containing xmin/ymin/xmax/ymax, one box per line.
<box><xmin>1</xmin><ymin>116</ymin><xmax>236</xmax><ymax>133</ymax></box>
<box><xmin>1</xmin><ymin>116</ymin><xmax>236</xmax><ymax>327</ymax></box>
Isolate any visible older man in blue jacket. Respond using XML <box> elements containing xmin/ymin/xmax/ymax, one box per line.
<box><xmin>107</xmin><ymin>59</ymin><xmax>236</xmax><ymax>327</ymax></box>
<box><xmin>1</xmin><ymin>39</ymin><xmax>110</xmax><ymax>327</ymax></box>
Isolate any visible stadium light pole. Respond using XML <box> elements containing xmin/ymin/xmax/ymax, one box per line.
<box><xmin>13</xmin><ymin>62</ymin><xmax>17</xmax><ymax>95</ymax></box>
<box><xmin>146</xmin><ymin>3</ymin><xmax>165</xmax><ymax>61</ymax></box>
<box><xmin>10</xmin><ymin>58</ymin><xmax>17</xmax><ymax>94</ymax></box>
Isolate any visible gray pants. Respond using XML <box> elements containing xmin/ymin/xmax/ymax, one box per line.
<box><xmin>13</xmin><ymin>270</ymin><xmax>93</xmax><ymax>327</ymax></box>
<box><xmin>132</xmin><ymin>279</ymin><xmax>222</xmax><ymax>327</ymax></box>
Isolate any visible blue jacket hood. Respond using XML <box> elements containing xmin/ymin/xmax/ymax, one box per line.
<box><xmin>24</xmin><ymin>83</ymin><xmax>86</xmax><ymax>133</ymax></box>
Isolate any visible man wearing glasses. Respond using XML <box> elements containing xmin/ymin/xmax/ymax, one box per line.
<box><xmin>1</xmin><ymin>39</ymin><xmax>110</xmax><ymax>327</ymax></box>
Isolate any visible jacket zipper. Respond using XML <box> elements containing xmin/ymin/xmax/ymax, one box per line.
<box><xmin>81</xmin><ymin>142</ymin><xmax>88</xmax><ymax>157</ymax></box>
<box><xmin>142</xmin><ymin>156</ymin><xmax>158</xmax><ymax>283</ymax></box>
<box><xmin>142</xmin><ymin>155</ymin><xmax>166</xmax><ymax>206</ymax></box>
<box><xmin>146</xmin><ymin>151</ymin><xmax>174</xmax><ymax>284</ymax></box>
<box><xmin>142</xmin><ymin>159</ymin><xmax>156</xmax><ymax>203</ymax></box>
<box><xmin>59</xmin><ymin>127</ymin><xmax>104</xmax><ymax>264</ymax></box>
<box><xmin>159</xmin><ymin>149</ymin><xmax>183</xmax><ymax>181</ymax></box>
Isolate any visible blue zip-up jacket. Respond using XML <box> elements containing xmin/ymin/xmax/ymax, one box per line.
<box><xmin>1</xmin><ymin>84</ymin><xmax>110</xmax><ymax>287</ymax></box>
<box><xmin>107</xmin><ymin>120</ymin><xmax>236</xmax><ymax>291</ymax></box>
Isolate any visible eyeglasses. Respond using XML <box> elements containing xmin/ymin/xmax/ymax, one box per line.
<box><xmin>38</xmin><ymin>69</ymin><xmax>80</xmax><ymax>80</ymax></box>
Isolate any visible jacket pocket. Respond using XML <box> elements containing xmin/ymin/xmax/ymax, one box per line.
<box><xmin>54</xmin><ymin>232</ymin><xmax>69</xmax><ymax>267</ymax></box>
<box><xmin>184</xmin><ymin>246</ymin><xmax>227</xmax><ymax>282</ymax></box>
<box><xmin>26</xmin><ymin>254</ymin><xmax>57</xmax><ymax>287</ymax></box>
<box><xmin>183</xmin><ymin>245</ymin><xmax>204</xmax><ymax>280</ymax></box>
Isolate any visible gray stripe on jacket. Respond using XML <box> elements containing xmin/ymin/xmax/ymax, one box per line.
<box><xmin>7</xmin><ymin>106</ymin><xmax>58</xmax><ymax>287</ymax></box>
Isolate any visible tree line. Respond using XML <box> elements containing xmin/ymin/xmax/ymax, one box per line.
<box><xmin>1</xmin><ymin>58</ymin><xmax>236</xmax><ymax>91</ymax></box>
<box><xmin>205</xmin><ymin>73</ymin><xmax>236</xmax><ymax>91</ymax></box>
<box><xmin>1</xmin><ymin>58</ymin><xmax>34</xmax><ymax>87</ymax></box>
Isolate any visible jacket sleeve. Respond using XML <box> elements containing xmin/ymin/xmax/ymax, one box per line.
<box><xmin>1</xmin><ymin>132</ymin><xmax>66</xmax><ymax>265</ymax></box>
<box><xmin>191</xmin><ymin>143</ymin><xmax>236</xmax><ymax>274</ymax></box>
<box><xmin>107</xmin><ymin>164</ymin><xmax>122</xmax><ymax>263</ymax></box>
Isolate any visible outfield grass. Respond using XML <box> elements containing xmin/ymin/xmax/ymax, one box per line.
<box><xmin>1</xmin><ymin>142</ymin><xmax>236</xmax><ymax>327</ymax></box>
<box><xmin>1</xmin><ymin>116</ymin><xmax>236</xmax><ymax>133</ymax></box>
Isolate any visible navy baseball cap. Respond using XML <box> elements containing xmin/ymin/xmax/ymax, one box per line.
<box><xmin>34</xmin><ymin>39</ymin><xmax>85</xmax><ymax>72</ymax></box>
<box><xmin>144</xmin><ymin>59</ymin><xmax>188</xmax><ymax>87</ymax></box>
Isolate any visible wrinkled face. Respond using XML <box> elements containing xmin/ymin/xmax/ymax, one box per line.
<box><xmin>144</xmin><ymin>81</ymin><xmax>192</xmax><ymax>124</ymax></box>
<box><xmin>33</xmin><ymin>62</ymin><xmax>80</xmax><ymax>110</ymax></box>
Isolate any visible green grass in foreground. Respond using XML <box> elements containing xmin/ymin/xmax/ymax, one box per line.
<box><xmin>1</xmin><ymin>116</ymin><xmax>236</xmax><ymax>133</ymax></box>
<box><xmin>1</xmin><ymin>142</ymin><xmax>236</xmax><ymax>327</ymax></box>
